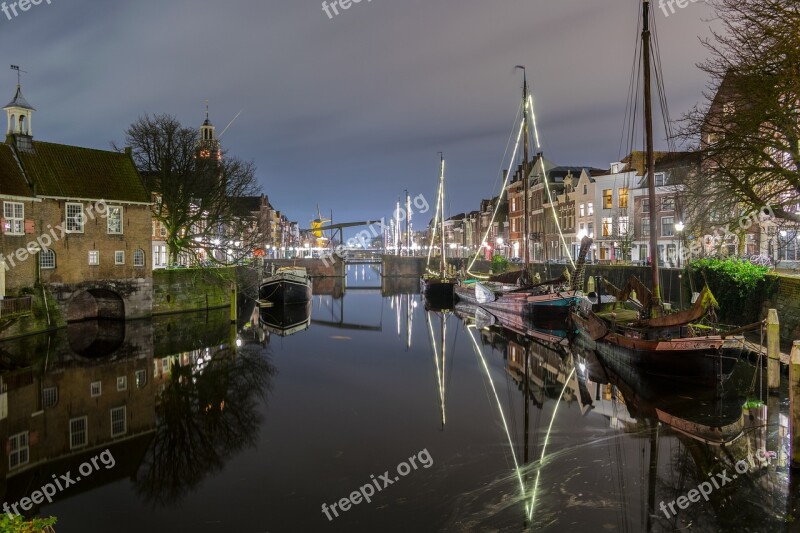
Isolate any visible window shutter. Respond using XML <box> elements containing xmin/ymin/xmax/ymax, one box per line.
<box><xmin>25</xmin><ymin>220</ymin><xmax>35</xmax><ymax>234</ymax></box>
<box><xmin>0</xmin><ymin>218</ymin><xmax>5</xmax><ymax>234</ymax></box>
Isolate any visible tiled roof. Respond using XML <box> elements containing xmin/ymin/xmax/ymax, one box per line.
<box><xmin>0</xmin><ymin>144</ymin><xmax>33</xmax><ymax>197</ymax></box>
<box><xmin>13</xmin><ymin>140</ymin><xmax>149</xmax><ymax>203</ymax></box>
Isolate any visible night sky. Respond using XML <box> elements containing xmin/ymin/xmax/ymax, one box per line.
<box><xmin>0</xmin><ymin>0</ymin><xmax>716</xmax><ymax>234</ymax></box>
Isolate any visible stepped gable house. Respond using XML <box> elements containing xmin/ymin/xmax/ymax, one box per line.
<box><xmin>0</xmin><ymin>83</ymin><xmax>152</xmax><ymax>321</ymax></box>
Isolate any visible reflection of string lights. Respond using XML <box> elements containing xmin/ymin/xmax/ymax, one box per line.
<box><xmin>467</xmin><ymin>324</ymin><xmax>576</xmax><ymax>523</ymax></box>
<box><xmin>466</xmin><ymin>326</ymin><xmax>527</xmax><ymax>500</ymax></box>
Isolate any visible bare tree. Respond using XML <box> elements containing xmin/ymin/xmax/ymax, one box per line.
<box><xmin>121</xmin><ymin>113</ymin><xmax>261</xmax><ymax>265</ymax></box>
<box><xmin>678</xmin><ymin>0</ymin><xmax>800</xmax><ymax>230</ymax></box>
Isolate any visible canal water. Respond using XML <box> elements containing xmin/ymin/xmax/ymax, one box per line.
<box><xmin>0</xmin><ymin>265</ymin><xmax>795</xmax><ymax>532</ymax></box>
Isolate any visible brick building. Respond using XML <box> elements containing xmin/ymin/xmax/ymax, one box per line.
<box><xmin>0</xmin><ymin>83</ymin><xmax>153</xmax><ymax>320</ymax></box>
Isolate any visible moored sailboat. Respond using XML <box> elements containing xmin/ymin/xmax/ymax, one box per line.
<box><xmin>570</xmin><ymin>0</ymin><xmax>740</xmax><ymax>384</ymax></box>
<box><xmin>421</xmin><ymin>153</ymin><xmax>457</xmax><ymax>307</ymax></box>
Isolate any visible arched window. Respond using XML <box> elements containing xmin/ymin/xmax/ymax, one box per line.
<box><xmin>39</xmin><ymin>249</ymin><xmax>56</xmax><ymax>269</ymax></box>
<box><xmin>9</xmin><ymin>114</ymin><xmax>15</xmax><ymax>132</ymax></box>
<box><xmin>19</xmin><ymin>115</ymin><xmax>26</xmax><ymax>134</ymax></box>
<box><xmin>133</xmin><ymin>248</ymin><xmax>145</xmax><ymax>267</ymax></box>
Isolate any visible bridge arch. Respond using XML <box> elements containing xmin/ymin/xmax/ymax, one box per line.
<box><xmin>67</xmin><ymin>289</ymin><xmax>126</xmax><ymax>322</ymax></box>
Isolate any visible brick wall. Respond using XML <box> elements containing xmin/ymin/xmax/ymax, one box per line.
<box><xmin>37</xmin><ymin>200</ymin><xmax>152</xmax><ymax>284</ymax></box>
<box><xmin>763</xmin><ymin>276</ymin><xmax>800</xmax><ymax>341</ymax></box>
<box><xmin>152</xmin><ymin>267</ymin><xmax>234</xmax><ymax>315</ymax></box>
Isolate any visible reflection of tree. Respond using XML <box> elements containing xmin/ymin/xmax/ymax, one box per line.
<box><xmin>134</xmin><ymin>344</ymin><xmax>276</xmax><ymax>506</ymax></box>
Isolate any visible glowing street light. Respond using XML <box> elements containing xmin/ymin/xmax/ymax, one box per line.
<box><xmin>674</xmin><ymin>221</ymin><xmax>685</xmax><ymax>268</ymax></box>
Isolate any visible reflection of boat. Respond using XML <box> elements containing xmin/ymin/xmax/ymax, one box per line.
<box><xmin>259</xmin><ymin>301</ymin><xmax>312</xmax><ymax>337</ymax></box>
<box><xmin>259</xmin><ymin>266</ymin><xmax>312</xmax><ymax>304</ymax></box>
<box><xmin>577</xmin><ymin>343</ymin><xmax>744</xmax><ymax>446</ymax></box>
<box><xmin>421</xmin><ymin>154</ymin><xmax>456</xmax><ymax>306</ymax></box>
<box><xmin>425</xmin><ymin>309</ymin><xmax>450</xmax><ymax>429</ymax></box>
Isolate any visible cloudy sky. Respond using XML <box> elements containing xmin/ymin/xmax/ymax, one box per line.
<box><xmin>0</xmin><ymin>0</ymin><xmax>718</xmax><ymax>231</ymax></box>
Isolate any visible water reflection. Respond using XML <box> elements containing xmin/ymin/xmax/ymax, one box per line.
<box><xmin>135</xmin><ymin>340</ymin><xmax>275</xmax><ymax>506</ymax></box>
<box><xmin>0</xmin><ymin>309</ymin><xmax>275</xmax><ymax>518</ymax></box>
<box><xmin>0</xmin><ymin>269</ymin><xmax>792</xmax><ymax>532</ymax></box>
<box><xmin>448</xmin><ymin>306</ymin><xmax>790</xmax><ymax>532</ymax></box>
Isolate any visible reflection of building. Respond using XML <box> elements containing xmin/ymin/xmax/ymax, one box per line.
<box><xmin>0</xmin><ymin>307</ymin><xmax>267</xmax><ymax>512</ymax></box>
<box><xmin>0</xmin><ymin>321</ymin><xmax>156</xmax><ymax>509</ymax></box>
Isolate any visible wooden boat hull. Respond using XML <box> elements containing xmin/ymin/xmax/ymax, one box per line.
<box><xmin>259</xmin><ymin>269</ymin><xmax>312</xmax><ymax>304</ymax></box>
<box><xmin>571</xmin><ymin>310</ymin><xmax>737</xmax><ymax>383</ymax></box>
<box><xmin>527</xmin><ymin>290</ymin><xmax>579</xmax><ymax>321</ymax></box>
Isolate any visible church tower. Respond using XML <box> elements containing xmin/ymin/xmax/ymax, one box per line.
<box><xmin>198</xmin><ymin>102</ymin><xmax>221</xmax><ymax>161</ymax></box>
<box><xmin>4</xmin><ymin>84</ymin><xmax>35</xmax><ymax>152</ymax></box>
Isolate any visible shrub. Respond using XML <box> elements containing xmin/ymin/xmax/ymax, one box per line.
<box><xmin>0</xmin><ymin>515</ymin><xmax>56</xmax><ymax>532</ymax></box>
<box><xmin>686</xmin><ymin>258</ymin><xmax>777</xmax><ymax>324</ymax></box>
<box><xmin>491</xmin><ymin>254</ymin><xmax>509</xmax><ymax>274</ymax></box>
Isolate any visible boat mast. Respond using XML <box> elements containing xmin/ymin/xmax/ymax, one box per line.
<box><xmin>439</xmin><ymin>154</ymin><xmax>447</xmax><ymax>273</ymax></box>
<box><xmin>642</xmin><ymin>0</ymin><xmax>662</xmax><ymax>315</ymax></box>
<box><xmin>518</xmin><ymin>66</ymin><xmax>530</xmax><ymax>270</ymax></box>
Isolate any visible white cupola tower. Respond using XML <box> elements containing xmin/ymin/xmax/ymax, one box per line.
<box><xmin>4</xmin><ymin>84</ymin><xmax>35</xmax><ymax>137</ymax></box>
<box><xmin>198</xmin><ymin>102</ymin><xmax>221</xmax><ymax>160</ymax></box>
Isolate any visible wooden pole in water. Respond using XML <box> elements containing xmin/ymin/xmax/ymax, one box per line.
<box><xmin>231</xmin><ymin>282</ymin><xmax>237</xmax><ymax>324</ymax></box>
<box><xmin>790</xmin><ymin>341</ymin><xmax>800</xmax><ymax>469</ymax></box>
<box><xmin>768</xmin><ymin>309</ymin><xmax>780</xmax><ymax>391</ymax></box>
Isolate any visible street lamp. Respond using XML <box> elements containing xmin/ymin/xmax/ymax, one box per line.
<box><xmin>674</xmin><ymin>221</ymin><xmax>684</xmax><ymax>268</ymax></box>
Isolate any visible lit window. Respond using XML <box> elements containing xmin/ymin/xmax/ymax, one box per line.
<box><xmin>662</xmin><ymin>217</ymin><xmax>675</xmax><ymax>237</ymax></box>
<box><xmin>39</xmin><ymin>249</ymin><xmax>55</xmax><ymax>269</ymax></box>
<box><xmin>579</xmin><ymin>203</ymin><xmax>585</xmax><ymax>217</ymax></box>
<box><xmin>110</xmin><ymin>407</ymin><xmax>126</xmax><ymax>437</ymax></box>
<box><xmin>42</xmin><ymin>386</ymin><xmax>58</xmax><ymax>408</ymax></box>
<box><xmin>8</xmin><ymin>432</ymin><xmax>29</xmax><ymax>469</ymax></box>
<box><xmin>115</xmin><ymin>251</ymin><xmax>125</xmax><ymax>265</ymax></box>
<box><xmin>3</xmin><ymin>201</ymin><xmax>24</xmax><ymax>235</ymax></box>
<box><xmin>587</xmin><ymin>203</ymin><xmax>594</xmax><ymax>216</ymax></box>
<box><xmin>619</xmin><ymin>188</ymin><xmax>628</xmax><ymax>209</ymax></box>
<box><xmin>69</xmin><ymin>417</ymin><xmax>88</xmax><ymax>449</ymax></box>
<box><xmin>107</xmin><ymin>206</ymin><xmax>123</xmax><ymax>234</ymax></box>
<box><xmin>89</xmin><ymin>250</ymin><xmax>99</xmax><ymax>265</ymax></box>
<box><xmin>66</xmin><ymin>203</ymin><xmax>84</xmax><ymax>233</ymax></box>
<box><xmin>134</xmin><ymin>248</ymin><xmax>145</xmax><ymax>267</ymax></box>
<box><xmin>602</xmin><ymin>217</ymin><xmax>613</xmax><ymax>237</ymax></box>
<box><xmin>135</xmin><ymin>369</ymin><xmax>147</xmax><ymax>389</ymax></box>
<box><xmin>603</xmin><ymin>190</ymin><xmax>613</xmax><ymax>209</ymax></box>
<box><xmin>619</xmin><ymin>216</ymin><xmax>629</xmax><ymax>235</ymax></box>
<box><xmin>116</xmin><ymin>376</ymin><xmax>127</xmax><ymax>391</ymax></box>
<box><xmin>91</xmin><ymin>380</ymin><xmax>101</xmax><ymax>397</ymax></box>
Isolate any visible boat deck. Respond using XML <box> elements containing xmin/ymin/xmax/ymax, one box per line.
<box><xmin>595</xmin><ymin>308</ymin><xmax>640</xmax><ymax>323</ymax></box>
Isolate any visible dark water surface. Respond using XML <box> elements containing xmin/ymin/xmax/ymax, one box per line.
<box><xmin>0</xmin><ymin>265</ymin><xmax>795</xmax><ymax>532</ymax></box>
